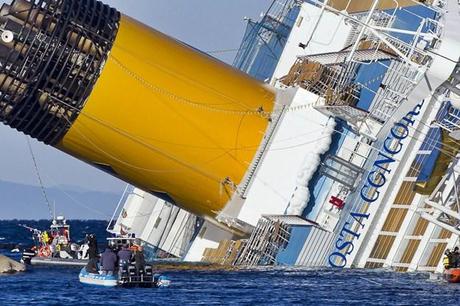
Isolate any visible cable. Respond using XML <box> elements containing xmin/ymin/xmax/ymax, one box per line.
<box><xmin>67</xmin><ymin>117</ymin><xmax>224</xmax><ymax>183</ymax></box>
<box><xmin>43</xmin><ymin>54</ymin><xmax>460</xmax><ymax>206</ymax></box>
<box><xmin>34</xmin><ymin>170</ymin><xmax>115</xmax><ymax>219</ymax></box>
<box><xmin>206</xmin><ymin>48</ymin><xmax>242</xmax><ymax>54</ymax></box>
<box><xmin>44</xmin><ymin>87</ymin><xmax>344</xmax><ymax>178</ymax></box>
<box><xmin>26</xmin><ymin>137</ymin><xmax>53</xmax><ymax>219</ymax></box>
<box><xmin>109</xmin><ymin>54</ymin><xmax>268</xmax><ymax>117</ymax></box>
<box><xmin>46</xmin><ymin>179</ymin><xmax>111</xmax><ymax>219</ymax></box>
<box><xmin>109</xmin><ymin>54</ymin><xmax>275</xmax><ymax>176</ymax></box>
<box><xmin>47</xmin><ymin>93</ymin><xmax>345</xmax><ymax>205</ymax></box>
<box><xmin>110</xmin><ymin>51</ymin><xmax>387</xmax><ymax>117</ymax></box>
<box><xmin>49</xmin><ymin>84</ymin><xmax>459</xmax><ymax>197</ymax></box>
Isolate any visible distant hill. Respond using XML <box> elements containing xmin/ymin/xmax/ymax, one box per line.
<box><xmin>0</xmin><ymin>180</ymin><xmax>122</xmax><ymax>220</ymax></box>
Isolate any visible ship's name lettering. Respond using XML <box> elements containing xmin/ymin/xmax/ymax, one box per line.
<box><xmin>328</xmin><ymin>101</ymin><xmax>424</xmax><ymax>268</ymax></box>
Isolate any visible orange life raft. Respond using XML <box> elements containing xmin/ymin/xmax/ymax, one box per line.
<box><xmin>444</xmin><ymin>268</ymin><xmax>460</xmax><ymax>283</ymax></box>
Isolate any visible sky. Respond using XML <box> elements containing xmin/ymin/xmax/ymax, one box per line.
<box><xmin>0</xmin><ymin>0</ymin><xmax>273</xmax><ymax>194</ymax></box>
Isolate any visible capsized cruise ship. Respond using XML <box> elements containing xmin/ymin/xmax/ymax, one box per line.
<box><xmin>1</xmin><ymin>0</ymin><xmax>460</xmax><ymax>272</ymax></box>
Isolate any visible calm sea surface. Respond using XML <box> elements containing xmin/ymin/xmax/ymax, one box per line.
<box><xmin>1</xmin><ymin>220</ymin><xmax>459</xmax><ymax>305</ymax></box>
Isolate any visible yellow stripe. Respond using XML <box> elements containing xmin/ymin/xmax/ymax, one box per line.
<box><xmin>57</xmin><ymin>15</ymin><xmax>275</xmax><ymax>217</ymax></box>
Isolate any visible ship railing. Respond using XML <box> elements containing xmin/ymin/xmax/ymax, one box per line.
<box><xmin>425</xmin><ymin>17</ymin><xmax>444</xmax><ymax>38</ymax></box>
<box><xmin>420</xmin><ymin>160</ymin><xmax>460</xmax><ymax>235</ymax></box>
<box><xmin>106</xmin><ymin>184</ymin><xmax>134</xmax><ymax>234</ymax></box>
<box><xmin>368</xmin><ymin>59</ymin><xmax>425</xmax><ymax>122</ymax></box>
<box><xmin>234</xmin><ymin>216</ymin><xmax>292</xmax><ymax>266</ymax></box>
<box><xmin>347</xmin><ymin>10</ymin><xmax>397</xmax><ymax>46</ymax></box>
<box><xmin>310</xmin><ymin>0</ymin><xmax>439</xmax><ymax>71</ymax></box>
<box><xmin>268</xmin><ymin>0</ymin><xmax>302</xmax><ymax>22</ymax></box>
<box><xmin>238</xmin><ymin>102</ymin><xmax>287</xmax><ymax>198</ymax></box>
<box><xmin>279</xmin><ymin>56</ymin><xmax>363</xmax><ymax>107</ymax></box>
<box><xmin>379</xmin><ymin>34</ymin><xmax>431</xmax><ymax>66</ymax></box>
<box><xmin>433</xmin><ymin>107</ymin><xmax>460</xmax><ymax>133</ymax></box>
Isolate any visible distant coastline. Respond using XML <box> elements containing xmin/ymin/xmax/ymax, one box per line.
<box><xmin>0</xmin><ymin>180</ymin><xmax>120</xmax><ymax>220</ymax></box>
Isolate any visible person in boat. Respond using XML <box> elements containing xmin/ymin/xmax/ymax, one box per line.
<box><xmin>443</xmin><ymin>249</ymin><xmax>452</xmax><ymax>269</ymax></box>
<box><xmin>41</xmin><ymin>231</ymin><xmax>51</xmax><ymax>246</ymax></box>
<box><xmin>452</xmin><ymin>247</ymin><xmax>460</xmax><ymax>268</ymax></box>
<box><xmin>117</xmin><ymin>244</ymin><xmax>132</xmax><ymax>279</ymax></box>
<box><xmin>118</xmin><ymin>244</ymin><xmax>132</xmax><ymax>268</ymax></box>
<box><xmin>78</xmin><ymin>241</ymin><xmax>90</xmax><ymax>260</ymax></box>
<box><xmin>62</xmin><ymin>228</ymin><xmax>70</xmax><ymax>241</ymax></box>
<box><xmin>133</xmin><ymin>246</ymin><xmax>146</xmax><ymax>275</ymax></box>
<box><xmin>100</xmin><ymin>246</ymin><xmax>118</xmax><ymax>276</ymax></box>
<box><xmin>85</xmin><ymin>234</ymin><xmax>99</xmax><ymax>273</ymax></box>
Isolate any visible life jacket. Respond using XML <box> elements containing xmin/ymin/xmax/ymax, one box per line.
<box><xmin>443</xmin><ymin>255</ymin><xmax>450</xmax><ymax>268</ymax></box>
<box><xmin>41</xmin><ymin>232</ymin><xmax>49</xmax><ymax>244</ymax></box>
<box><xmin>39</xmin><ymin>246</ymin><xmax>51</xmax><ymax>258</ymax></box>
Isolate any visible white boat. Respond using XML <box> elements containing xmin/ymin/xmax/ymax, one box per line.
<box><xmin>31</xmin><ymin>257</ymin><xmax>87</xmax><ymax>267</ymax></box>
<box><xmin>78</xmin><ymin>266</ymin><xmax>171</xmax><ymax>288</ymax></box>
<box><xmin>21</xmin><ymin>216</ymin><xmax>88</xmax><ymax>266</ymax></box>
<box><xmin>79</xmin><ymin>268</ymin><xmax>118</xmax><ymax>287</ymax></box>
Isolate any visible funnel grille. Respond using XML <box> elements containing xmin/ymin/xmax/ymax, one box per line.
<box><xmin>0</xmin><ymin>0</ymin><xmax>119</xmax><ymax>144</ymax></box>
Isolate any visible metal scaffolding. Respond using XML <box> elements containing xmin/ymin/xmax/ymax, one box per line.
<box><xmin>281</xmin><ymin>0</ymin><xmax>443</xmax><ymax>136</ymax></box>
<box><xmin>233</xmin><ymin>0</ymin><xmax>302</xmax><ymax>81</ymax></box>
<box><xmin>235</xmin><ymin>216</ymin><xmax>291</xmax><ymax>266</ymax></box>
<box><xmin>234</xmin><ymin>215</ymin><xmax>315</xmax><ymax>266</ymax></box>
<box><xmin>320</xmin><ymin>154</ymin><xmax>365</xmax><ymax>191</ymax></box>
<box><xmin>419</xmin><ymin>160</ymin><xmax>460</xmax><ymax>236</ymax></box>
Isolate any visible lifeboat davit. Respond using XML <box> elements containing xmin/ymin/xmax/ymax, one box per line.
<box><xmin>444</xmin><ymin>268</ymin><xmax>460</xmax><ymax>283</ymax></box>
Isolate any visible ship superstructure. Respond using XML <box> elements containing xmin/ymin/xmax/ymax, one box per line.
<box><xmin>1</xmin><ymin>0</ymin><xmax>459</xmax><ymax>271</ymax></box>
<box><xmin>183</xmin><ymin>0</ymin><xmax>460</xmax><ymax>271</ymax></box>
<box><xmin>107</xmin><ymin>186</ymin><xmax>200</xmax><ymax>260</ymax></box>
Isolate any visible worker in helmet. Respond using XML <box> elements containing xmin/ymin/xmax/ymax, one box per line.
<box><xmin>133</xmin><ymin>246</ymin><xmax>146</xmax><ymax>276</ymax></box>
<box><xmin>443</xmin><ymin>249</ymin><xmax>453</xmax><ymax>269</ymax></box>
<box><xmin>41</xmin><ymin>231</ymin><xmax>50</xmax><ymax>246</ymax></box>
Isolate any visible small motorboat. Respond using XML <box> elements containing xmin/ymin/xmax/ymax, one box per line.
<box><xmin>79</xmin><ymin>264</ymin><xmax>171</xmax><ymax>288</ymax></box>
<box><xmin>444</xmin><ymin>268</ymin><xmax>460</xmax><ymax>283</ymax></box>
<box><xmin>20</xmin><ymin>216</ymin><xmax>89</xmax><ymax>266</ymax></box>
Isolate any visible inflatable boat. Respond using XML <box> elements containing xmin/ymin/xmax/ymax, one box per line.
<box><xmin>78</xmin><ymin>266</ymin><xmax>171</xmax><ymax>288</ymax></box>
<box><xmin>444</xmin><ymin>268</ymin><xmax>460</xmax><ymax>283</ymax></box>
<box><xmin>79</xmin><ymin>268</ymin><xmax>118</xmax><ymax>287</ymax></box>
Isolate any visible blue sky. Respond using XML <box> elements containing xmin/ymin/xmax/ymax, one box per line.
<box><xmin>0</xmin><ymin>0</ymin><xmax>272</xmax><ymax>193</ymax></box>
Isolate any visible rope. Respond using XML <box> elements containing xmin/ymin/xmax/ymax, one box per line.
<box><xmin>110</xmin><ymin>55</ymin><xmax>269</xmax><ymax>117</ymax></box>
<box><xmin>110</xmin><ymin>49</ymin><xmax>394</xmax><ymax>120</ymax></box>
<box><xmin>26</xmin><ymin>137</ymin><xmax>53</xmax><ymax>219</ymax></box>
<box><xmin>206</xmin><ymin>48</ymin><xmax>241</xmax><ymax>54</ymax></box>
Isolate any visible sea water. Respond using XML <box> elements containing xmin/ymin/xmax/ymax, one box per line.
<box><xmin>1</xmin><ymin>221</ymin><xmax>459</xmax><ymax>305</ymax></box>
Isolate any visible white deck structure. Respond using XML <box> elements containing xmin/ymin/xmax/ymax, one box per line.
<box><xmin>113</xmin><ymin>0</ymin><xmax>460</xmax><ymax>269</ymax></box>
